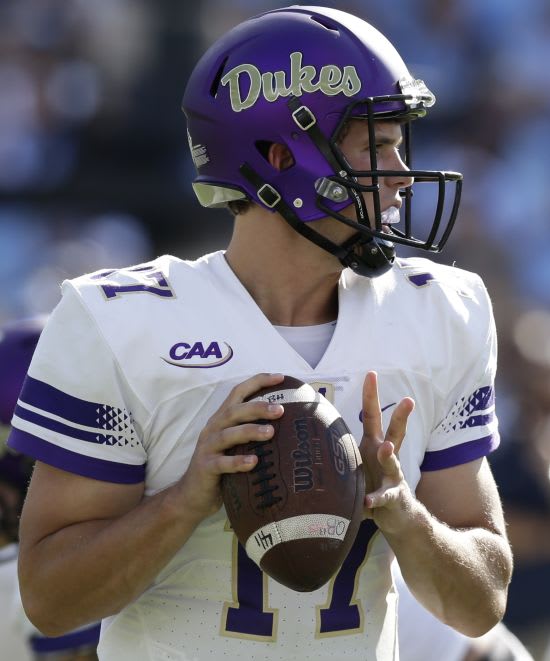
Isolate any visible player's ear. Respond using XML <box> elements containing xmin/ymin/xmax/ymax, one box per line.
<box><xmin>268</xmin><ymin>143</ymin><xmax>295</xmax><ymax>171</ymax></box>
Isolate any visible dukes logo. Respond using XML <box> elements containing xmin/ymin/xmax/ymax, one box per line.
<box><xmin>163</xmin><ymin>341</ymin><xmax>233</xmax><ymax>368</ymax></box>
<box><xmin>220</xmin><ymin>51</ymin><xmax>361</xmax><ymax>113</ymax></box>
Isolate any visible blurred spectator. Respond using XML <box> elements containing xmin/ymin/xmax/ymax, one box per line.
<box><xmin>0</xmin><ymin>317</ymin><xmax>100</xmax><ymax>661</ymax></box>
<box><xmin>0</xmin><ymin>210</ymin><xmax>152</xmax><ymax>324</ymax></box>
<box><xmin>489</xmin><ymin>325</ymin><xmax>550</xmax><ymax>660</ymax></box>
<box><xmin>395</xmin><ymin>562</ymin><xmax>534</xmax><ymax>661</ymax></box>
<box><xmin>0</xmin><ymin>451</ymin><xmax>32</xmax><ymax>661</ymax></box>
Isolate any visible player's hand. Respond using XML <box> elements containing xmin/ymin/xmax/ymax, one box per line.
<box><xmin>359</xmin><ymin>371</ymin><xmax>415</xmax><ymax>533</ymax></box>
<box><xmin>178</xmin><ymin>373</ymin><xmax>285</xmax><ymax>523</ymax></box>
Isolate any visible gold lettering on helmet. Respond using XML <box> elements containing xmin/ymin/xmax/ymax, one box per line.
<box><xmin>220</xmin><ymin>51</ymin><xmax>361</xmax><ymax>112</ymax></box>
<box><xmin>221</xmin><ymin>63</ymin><xmax>263</xmax><ymax>111</ymax></box>
<box><xmin>262</xmin><ymin>70</ymin><xmax>292</xmax><ymax>102</ymax></box>
<box><xmin>290</xmin><ymin>52</ymin><xmax>317</xmax><ymax>94</ymax></box>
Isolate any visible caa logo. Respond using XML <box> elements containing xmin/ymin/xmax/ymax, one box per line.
<box><xmin>163</xmin><ymin>341</ymin><xmax>234</xmax><ymax>368</ymax></box>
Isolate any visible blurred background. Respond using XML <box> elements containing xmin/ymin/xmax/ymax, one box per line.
<box><xmin>1</xmin><ymin>0</ymin><xmax>550</xmax><ymax>658</ymax></box>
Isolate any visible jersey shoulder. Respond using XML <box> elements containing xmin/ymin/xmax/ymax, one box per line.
<box><xmin>394</xmin><ymin>257</ymin><xmax>487</xmax><ymax>300</ymax></box>
<box><xmin>391</xmin><ymin>257</ymin><xmax>493</xmax><ymax>326</ymax></box>
<box><xmin>63</xmin><ymin>252</ymin><xmax>224</xmax><ymax>311</ymax></box>
<box><xmin>68</xmin><ymin>254</ymin><xmax>188</xmax><ymax>296</ymax></box>
<box><xmin>382</xmin><ymin>258</ymin><xmax>495</xmax><ymax>371</ymax></box>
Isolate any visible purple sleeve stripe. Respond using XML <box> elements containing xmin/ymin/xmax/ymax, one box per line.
<box><xmin>475</xmin><ymin>386</ymin><xmax>494</xmax><ymax>408</ymax></box>
<box><xmin>15</xmin><ymin>404</ymin><xmax>124</xmax><ymax>445</ymax></box>
<box><xmin>30</xmin><ymin>623</ymin><xmax>100</xmax><ymax>653</ymax></box>
<box><xmin>7</xmin><ymin>428</ymin><xmax>146</xmax><ymax>484</ymax></box>
<box><xmin>455</xmin><ymin>386</ymin><xmax>494</xmax><ymax>419</ymax></box>
<box><xmin>420</xmin><ymin>434</ymin><xmax>500</xmax><ymax>472</ymax></box>
<box><xmin>459</xmin><ymin>412</ymin><xmax>493</xmax><ymax>430</ymax></box>
<box><xmin>19</xmin><ymin>376</ymin><xmax>131</xmax><ymax>429</ymax></box>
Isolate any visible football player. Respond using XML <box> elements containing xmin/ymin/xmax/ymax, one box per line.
<box><xmin>9</xmin><ymin>7</ymin><xmax>512</xmax><ymax>661</ymax></box>
<box><xmin>0</xmin><ymin>319</ymin><xmax>100</xmax><ymax>661</ymax></box>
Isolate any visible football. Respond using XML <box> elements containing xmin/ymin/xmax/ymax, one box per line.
<box><xmin>222</xmin><ymin>375</ymin><xmax>365</xmax><ymax>592</ymax></box>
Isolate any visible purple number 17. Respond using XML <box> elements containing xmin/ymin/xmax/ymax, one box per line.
<box><xmin>92</xmin><ymin>264</ymin><xmax>174</xmax><ymax>299</ymax></box>
<box><xmin>221</xmin><ymin>519</ymin><xmax>378</xmax><ymax>640</ymax></box>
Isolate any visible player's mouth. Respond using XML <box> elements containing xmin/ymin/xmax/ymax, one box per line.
<box><xmin>380</xmin><ymin>206</ymin><xmax>400</xmax><ymax>233</ymax></box>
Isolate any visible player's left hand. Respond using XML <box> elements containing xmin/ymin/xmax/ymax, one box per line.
<box><xmin>359</xmin><ymin>371</ymin><xmax>416</xmax><ymax>533</ymax></box>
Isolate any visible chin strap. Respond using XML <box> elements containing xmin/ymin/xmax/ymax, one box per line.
<box><xmin>239</xmin><ymin>162</ymin><xmax>395</xmax><ymax>278</ymax></box>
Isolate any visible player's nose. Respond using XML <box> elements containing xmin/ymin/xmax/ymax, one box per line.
<box><xmin>390</xmin><ymin>151</ymin><xmax>414</xmax><ymax>190</ymax></box>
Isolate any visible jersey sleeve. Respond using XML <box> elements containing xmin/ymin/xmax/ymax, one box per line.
<box><xmin>7</xmin><ymin>282</ymin><xmax>147</xmax><ymax>484</ymax></box>
<box><xmin>421</xmin><ymin>275</ymin><xmax>499</xmax><ymax>471</ymax></box>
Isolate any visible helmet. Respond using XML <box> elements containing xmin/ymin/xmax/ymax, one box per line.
<box><xmin>0</xmin><ymin>317</ymin><xmax>43</xmax><ymax>426</ymax></box>
<box><xmin>182</xmin><ymin>6</ymin><xmax>462</xmax><ymax>277</ymax></box>
<box><xmin>0</xmin><ymin>318</ymin><xmax>43</xmax><ymax>541</ymax></box>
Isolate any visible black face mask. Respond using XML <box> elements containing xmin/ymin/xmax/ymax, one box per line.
<box><xmin>290</xmin><ymin>97</ymin><xmax>462</xmax><ymax>276</ymax></box>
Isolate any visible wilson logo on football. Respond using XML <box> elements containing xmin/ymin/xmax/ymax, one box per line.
<box><xmin>162</xmin><ymin>341</ymin><xmax>234</xmax><ymax>368</ymax></box>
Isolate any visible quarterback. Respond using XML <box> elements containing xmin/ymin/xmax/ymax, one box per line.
<box><xmin>9</xmin><ymin>6</ymin><xmax>512</xmax><ymax>661</ymax></box>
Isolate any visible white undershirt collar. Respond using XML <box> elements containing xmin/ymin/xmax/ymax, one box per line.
<box><xmin>273</xmin><ymin>320</ymin><xmax>337</xmax><ymax>369</ymax></box>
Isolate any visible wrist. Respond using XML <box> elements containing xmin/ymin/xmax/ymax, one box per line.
<box><xmin>377</xmin><ymin>487</ymin><xmax>429</xmax><ymax>539</ymax></box>
<box><xmin>158</xmin><ymin>479</ymin><xmax>207</xmax><ymax>534</ymax></box>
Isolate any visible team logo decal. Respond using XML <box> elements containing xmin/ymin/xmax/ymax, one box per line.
<box><xmin>187</xmin><ymin>129</ymin><xmax>210</xmax><ymax>169</ymax></box>
<box><xmin>163</xmin><ymin>341</ymin><xmax>234</xmax><ymax>368</ymax></box>
<box><xmin>221</xmin><ymin>51</ymin><xmax>361</xmax><ymax>112</ymax></box>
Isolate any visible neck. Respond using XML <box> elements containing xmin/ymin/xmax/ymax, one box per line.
<box><xmin>225</xmin><ymin>210</ymin><xmax>342</xmax><ymax>326</ymax></box>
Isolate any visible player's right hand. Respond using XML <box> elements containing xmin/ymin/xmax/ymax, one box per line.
<box><xmin>177</xmin><ymin>372</ymin><xmax>285</xmax><ymax>523</ymax></box>
<box><xmin>359</xmin><ymin>371</ymin><xmax>415</xmax><ymax>533</ymax></box>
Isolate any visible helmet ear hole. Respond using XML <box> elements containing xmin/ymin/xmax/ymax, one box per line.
<box><xmin>256</xmin><ymin>141</ymin><xmax>295</xmax><ymax>172</ymax></box>
<box><xmin>255</xmin><ymin>141</ymin><xmax>272</xmax><ymax>161</ymax></box>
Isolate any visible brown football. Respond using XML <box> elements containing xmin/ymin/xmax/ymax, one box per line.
<box><xmin>222</xmin><ymin>375</ymin><xmax>365</xmax><ymax>592</ymax></box>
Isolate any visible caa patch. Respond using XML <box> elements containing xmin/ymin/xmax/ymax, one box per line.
<box><xmin>163</xmin><ymin>341</ymin><xmax>233</xmax><ymax>368</ymax></box>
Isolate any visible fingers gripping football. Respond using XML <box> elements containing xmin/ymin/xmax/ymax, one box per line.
<box><xmin>204</xmin><ymin>373</ymin><xmax>285</xmax><ymax>466</ymax></box>
<box><xmin>180</xmin><ymin>373</ymin><xmax>285</xmax><ymax>522</ymax></box>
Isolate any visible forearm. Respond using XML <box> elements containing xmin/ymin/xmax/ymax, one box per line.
<box><xmin>19</xmin><ymin>481</ymin><xmax>199</xmax><ymax>636</ymax></box>
<box><xmin>386</xmin><ymin>499</ymin><xmax>512</xmax><ymax>637</ymax></box>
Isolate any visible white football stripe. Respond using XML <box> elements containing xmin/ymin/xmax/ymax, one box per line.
<box><xmin>245</xmin><ymin>513</ymin><xmax>350</xmax><ymax>565</ymax></box>
<box><xmin>248</xmin><ymin>384</ymin><xmax>318</xmax><ymax>404</ymax></box>
<box><xmin>248</xmin><ymin>385</ymin><xmax>342</xmax><ymax>425</ymax></box>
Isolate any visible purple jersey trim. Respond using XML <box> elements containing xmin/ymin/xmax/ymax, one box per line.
<box><xmin>7</xmin><ymin>428</ymin><xmax>145</xmax><ymax>484</ymax></box>
<box><xmin>30</xmin><ymin>622</ymin><xmax>100</xmax><ymax>653</ymax></box>
<box><xmin>15</xmin><ymin>404</ymin><xmax>125</xmax><ymax>446</ymax></box>
<box><xmin>444</xmin><ymin>386</ymin><xmax>495</xmax><ymax>433</ymax></box>
<box><xmin>460</xmin><ymin>413</ymin><xmax>493</xmax><ymax>429</ymax></box>
<box><xmin>19</xmin><ymin>376</ymin><xmax>134</xmax><ymax>434</ymax></box>
<box><xmin>420</xmin><ymin>434</ymin><xmax>500</xmax><ymax>472</ymax></box>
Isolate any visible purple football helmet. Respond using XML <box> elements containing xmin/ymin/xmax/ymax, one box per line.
<box><xmin>0</xmin><ymin>318</ymin><xmax>42</xmax><ymax>541</ymax></box>
<box><xmin>182</xmin><ymin>5</ymin><xmax>462</xmax><ymax>277</ymax></box>
<box><xmin>0</xmin><ymin>317</ymin><xmax>43</xmax><ymax>426</ymax></box>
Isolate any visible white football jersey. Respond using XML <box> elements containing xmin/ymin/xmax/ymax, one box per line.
<box><xmin>8</xmin><ymin>251</ymin><xmax>498</xmax><ymax>661</ymax></box>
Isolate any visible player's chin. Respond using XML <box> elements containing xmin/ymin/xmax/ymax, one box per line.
<box><xmin>353</xmin><ymin>227</ymin><xmax>394</xmax><ymax>255</ymax></box>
